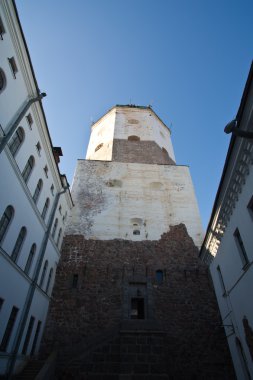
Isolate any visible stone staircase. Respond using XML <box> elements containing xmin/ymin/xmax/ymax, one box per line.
<box><xmin>14</xmin><ymin>360</ymin><xmax>45</xmax><ymax>380</ymax></box>
<box><xmin>59</xmin><ymin>326</ymin><xmax>170</xmax><ymax>379</ymax></box>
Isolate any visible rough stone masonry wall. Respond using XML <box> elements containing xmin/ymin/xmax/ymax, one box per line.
<box><xmin>112</xmin><ymin>139</ymin><xmax>175</xmax><ymax>165</ymax></box>
<box><xmin>41</xmin><ymin>224</ymin><xmax>234</xmax><ymax>379</ymax></box>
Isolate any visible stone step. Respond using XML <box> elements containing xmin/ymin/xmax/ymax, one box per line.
<box><xmin>14</xmin><ymin>360</ymin><xmax>44</xmax><ymax>380</ymax></box>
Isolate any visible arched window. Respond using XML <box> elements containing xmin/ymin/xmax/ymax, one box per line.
<box><xmin>0</xmin><ymin>205</ymin><xmax>14</xmax><ymax>243</ymax></box>
<box><xmin>41</xmin><ymin>198</ymin><xmax>50</xmax><ymax>220</ymax></box>
<box><xmin>156</xmin><ymin>270</ymin><xmax>164</xmax><ymax>284</ymax></box>
<box><xmin>128</xmin><ymin>135</ymin><xmax>140</xmax><ymax>141</ymax></box>
<box><xmin>45</xmin><ymin>268</ymin><xmax>53</xmax><ymax>294</ymax></box>
<box><xmin>56</xmin><ymin>228</ymin><xmax>62</xmax><ymax>247</ymax></box>
<box><xmin>235</xmin><ymin>337</ymin><xmax>251</xmax><ymax>379</ymax></box>
<box><xmin>9</xmin><ymin>127</ymin><xmax>25</xmax><ymax>156</ymax></box>
<box><xmin>33</xmin><ymin>179</ymin><xmax>43</xmax><ymax>204</ymax></box>
<box><xmin>0</xmin><ymin>68</ymin><xmax>7</xmax><ymax>93</ymax></box>
<box><xmin>11</xmin><ymin>226</ymin><xmax>27</xmax><ymax>262</ymax></box>
<box><xmin>51</xmin><ymin>218</ymin><xmax>58</xmax><ymax>238</ymax></box>
<box><xmin>95</xmin><ymin>143</ymin><xmax>103</xmax><ymax>152</ymax></box>
<box><xmin>39</xmin><ymin>260</ymin><xmax>48</xmax><ymax>287</ymax></box>
<box><xmin>22</xmin><ymin>155</ymin><xmax>34</xmax><ymax>183</ymax></box>
<box><xmin>24</xmin><ymin>243</ymin><xmax>36</xmax><ymax>275</ymax></box>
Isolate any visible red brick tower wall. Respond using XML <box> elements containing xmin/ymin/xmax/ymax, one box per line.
<box><xmin>41</xmin><ymin>224</ymin><xmax>234</xmax><ymax>379</ymax></box>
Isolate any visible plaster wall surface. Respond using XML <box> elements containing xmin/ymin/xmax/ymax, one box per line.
<box><xmin>210</xmin><ymin>163</ymin><xmax>253</xmax><ymax>379</ymax></box>
<box><xmin>66</xmin><ymin>160</ymin><xmax>203</xmax><ymax>248</ymax></box>
<box><xmin>86</xmin><ymin>109</ymin><xmax>116</xmax><ymax>161</ymax></box>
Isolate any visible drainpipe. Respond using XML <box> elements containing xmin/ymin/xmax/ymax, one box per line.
<box><xmin>6</xmin><ymin>186</ymin><xmax>69</xmax><ymax>379</ymax></box>
<box><xmin>0</xmin><ymin>92</ymin><xmax>46</xmax><ymax>154</ymax></box>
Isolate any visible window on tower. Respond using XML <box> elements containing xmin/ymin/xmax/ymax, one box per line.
<box><xmin>95</xmin><ymin>143</ymin><xmax>103</xmax><ymax>152</ymax></box>
<box><xmin>128</xmin><ymin>135</ymin><xmax>140</xmax><ymax>141</ymax></box>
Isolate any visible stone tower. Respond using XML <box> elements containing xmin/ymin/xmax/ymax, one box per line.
<box><xmin>41</xmin><ymin>105</ymin><xmax>234</xmax><ymax>379</ymax></box>
<box><xmin>67</xmin><ymin>105</ymin><xmax>203</xmax><ymax>247</ymax></box>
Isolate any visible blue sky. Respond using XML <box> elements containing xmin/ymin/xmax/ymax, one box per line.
<box><xmin>16</xmin><ymin>0</ymin><xmax>253</xmax><ymax>230</ymax></box>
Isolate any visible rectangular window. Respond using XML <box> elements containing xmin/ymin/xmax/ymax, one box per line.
<box><xmin>234</xmin><ymin>228</ymin><xmax>249</xmax><ymax>268</ymax></box>
<box><xmin>0</xmin><ymin>16</ymin><xmax>6</xmax><ymax>39</ymax></box>
<box><xmin>30</xmin><ymin>320</ymin><xmax>42</xmax><ymax>356</ymax></box>
<box><xmin>43</xmin><ymin>165</ymin><xmax>48</xmax><ymax>178</ymax></box>
<box><xmin>72</xmin><ymin>274</ymin><xmax>78</xmax><ymax>288</ymax></box>
<box><xmin>217</xmin><ymin>266</ymin><xmax>226</xmax><ymax>296</ymax></box>
<box><xmin>59</xmin><ymin>205</ymin><xmax>62</xmax><ymax>215</ymax></box>
<box><xmin>50</xmin><ymin>184</ymin><xmax>54</xmax><ymax>196</ymax></box>
<box><xmin>26</xmin><ymin>113</ymin><xmax>33</xmax><ymax>129</ymax></box>
<box><xmin>130</xmin><ymin>298</ymin><xmax>144</xmax><ymax>319</ymax></box>
<box><xmin>22</xmin><ymin>316</ymin><xmax>35</xmax><ymax>355</ymax></box>
<box><xmin>8</xmin><ymin>57</ymin><xmax>18</xmax><ymax>78</ymax></box>
<box><xmin>247</xmin><ymin>196</ymin><xmax>253</xmax><ymax>219</ymax></box>
<box><xmin>0</xmin><ymin>306</ymin><xmax>19</xmax><ymax>352</ymax></box>
<box><xmin>36</xmin><ymin>142</ymin><xmax>41</xmax><ymax>156</ymax></box>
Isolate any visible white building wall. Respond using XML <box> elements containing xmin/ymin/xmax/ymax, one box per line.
<box><xmin>210</xmin><ymin>164</ymin><xmax>253</xmax><ymax>379</ymax></box>
<box><xmin>0</xmin><ymin>1</ymin><xmax>72</xmax><ymax>375</ymax></box>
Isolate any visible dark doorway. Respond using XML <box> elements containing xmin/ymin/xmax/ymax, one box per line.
<box><xmin>131</xmin><ymin>298</ymin><xmax>145</xmax><ymax>319</ymax></box>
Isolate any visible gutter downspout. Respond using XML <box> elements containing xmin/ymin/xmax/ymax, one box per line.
<box><xmin>6</xmin><ymin>186</ymin><xmax>69</xmax><ymax>379</ymax></box>
<box><xmin>0</xmin><ymin>92</ymin><xmax>46</xmax><ymax>154</ymax></box>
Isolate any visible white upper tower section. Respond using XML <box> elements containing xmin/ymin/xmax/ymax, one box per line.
<box><xmin>86</xmin><ymin>105</ymin><xmax>176</xmax><ymax>164</ymax></box>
